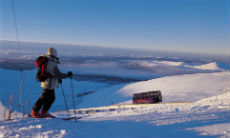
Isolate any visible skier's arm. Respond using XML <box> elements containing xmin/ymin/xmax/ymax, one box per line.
<box><xmin>53</xmin><ymin>65</ymin><xmax>68</xmax><ymax>79</ymax></box>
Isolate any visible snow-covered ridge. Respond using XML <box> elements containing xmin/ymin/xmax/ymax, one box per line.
<box><xmin>117</xmin><ymin>72</ymin><xmax>230</xmax><ymax>102</ymax></box>
<box><xmin>185</xmin><ymin>62</ymin><xmax>221</xmax><ymax>71</ymax></box>
<box><xmin>132</xmin><ymin>60</ymin><xmax>221</xmax><ymax>70</ymax></box>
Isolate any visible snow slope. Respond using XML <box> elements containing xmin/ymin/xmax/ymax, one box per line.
<box><xmin>81</xmin><ymin>92</ymin><xmax>230</xmax><ymax>138</ymax></box>
<box><xmin>0</xmin><ymin>71</ymin><xmax>229</xmax><ymax>138</ymax></box>
<box><xmin>72</xmin><ymin>72</ymin><xmax>230</xmax><ymax>109</ymax></box>
<box><xmin>118</xmin><ymin>72</ymin><xmax>230</xmax><ymax>102</ymax></box>
<box><xmin>0</xmin><ymin>92</ymin><xmax>229</xmax><ymax>138</ymax></box>
<box><xmin>82</xmin><ymin>92</ymin><xmax>230</xmax><ymax>123</ymax></box>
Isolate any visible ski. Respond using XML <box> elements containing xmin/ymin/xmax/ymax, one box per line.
<box><xmin>61</xmin><ymin>116</ymin><xmax>82</xmax><ymax>121</ymax></box>
<box><xmin>27</xmin><ymin>113</ymin><xmax>82</xmax><ymax>121</ymax></box>
<box><xmin>5</xmin><ymin>118</ymin><xmax>16</xmax><ymax>121</ymax></box>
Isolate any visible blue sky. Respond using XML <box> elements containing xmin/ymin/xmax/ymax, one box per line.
<box><xmin>1</xmin><ymin>0</ymin><xmax>229</xmax><ymax>55</ymax></box>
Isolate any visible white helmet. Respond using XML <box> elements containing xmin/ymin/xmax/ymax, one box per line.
<box><xmin>47</xmin><ymin>47</ymin><xmax>57</xmax><ymax>57</ymax></box>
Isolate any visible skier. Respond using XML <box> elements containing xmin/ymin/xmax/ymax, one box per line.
<box><xmin>31</xmin><ymin>48</ymin><xmax>73</xmax><ymax>118</ymax></box>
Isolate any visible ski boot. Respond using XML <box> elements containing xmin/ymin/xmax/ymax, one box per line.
<box><xmin>40</xmin><ymin>110</ymin><xmax>56</xmax><ymax>118</ymax></box>
<box><xmin>30</xmin><ymin>110</ymin><xmax>42</xmax><ymax>118</ymax></box>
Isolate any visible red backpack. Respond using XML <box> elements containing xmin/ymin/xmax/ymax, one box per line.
<box><xmin>35</xmin><ymin>56</ymin><xmax>52</xmax><ymax>82</ymax></box>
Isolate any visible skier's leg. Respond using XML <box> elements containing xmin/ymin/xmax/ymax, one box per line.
<box><xmin>32</xmin><ymin>89</ymin><xmax>47</xmax><ymax>112</ymax></box>
<box><xmin>40</xmin><ymin>89</ymin><xmax>55</xmax><ymax>117</ymax></box>
<box><xmin>41</xmin><ymin>89</ymin><xmax>55</xmax><ymax>112</ymax></box>
<box><xmin>31</xmin><ymin>89</ymin><xmax>48</xmax><ymax>117</ymax></box>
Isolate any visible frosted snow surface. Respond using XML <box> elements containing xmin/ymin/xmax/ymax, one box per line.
<box><xmin>187</xmin><ymin>123</ymin><xmax>230</xmax><ymax>138</ymax></box>
<box><xmin>0</xmin><ymin>71</ymin><xmax>229</xmax><ymax>138</ymax></box>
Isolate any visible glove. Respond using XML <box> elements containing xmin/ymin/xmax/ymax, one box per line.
<box><xmin>58</xmin><ymin>79</ymin><xmax>62</xmax><ymax>84</ymax></box>
<box><xmin>67</xmin><ymin>71</ymin><xmax>73</xmax><ymax>78</ymax></box>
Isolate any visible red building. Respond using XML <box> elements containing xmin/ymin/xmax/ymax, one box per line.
<box><xmin>133</xmin><ymin>90</ymin><xmax>162</xmax><ymax>104</ymax></box>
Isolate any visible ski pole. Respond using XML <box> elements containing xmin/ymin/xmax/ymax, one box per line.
<box><xmin>70</xmin><ymin>77</ymin><xmax>77</xmax><ymax>121</ymax></box>
<box><xmin>60</xmin><ymin>83</ymin><xmax>70</xmax><ymax>118</ymax></box>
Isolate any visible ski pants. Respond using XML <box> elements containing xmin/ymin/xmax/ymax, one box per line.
<box><xmin>33</xmin><ymin>89</ymin><xmax>55</xmax><ymax>112</ymax></box>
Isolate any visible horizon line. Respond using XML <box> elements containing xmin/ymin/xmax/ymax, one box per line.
<box><xmin>0</xmin><ymin>39</ymin><xmax>229</xmax><ymax>57</ymax></box>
